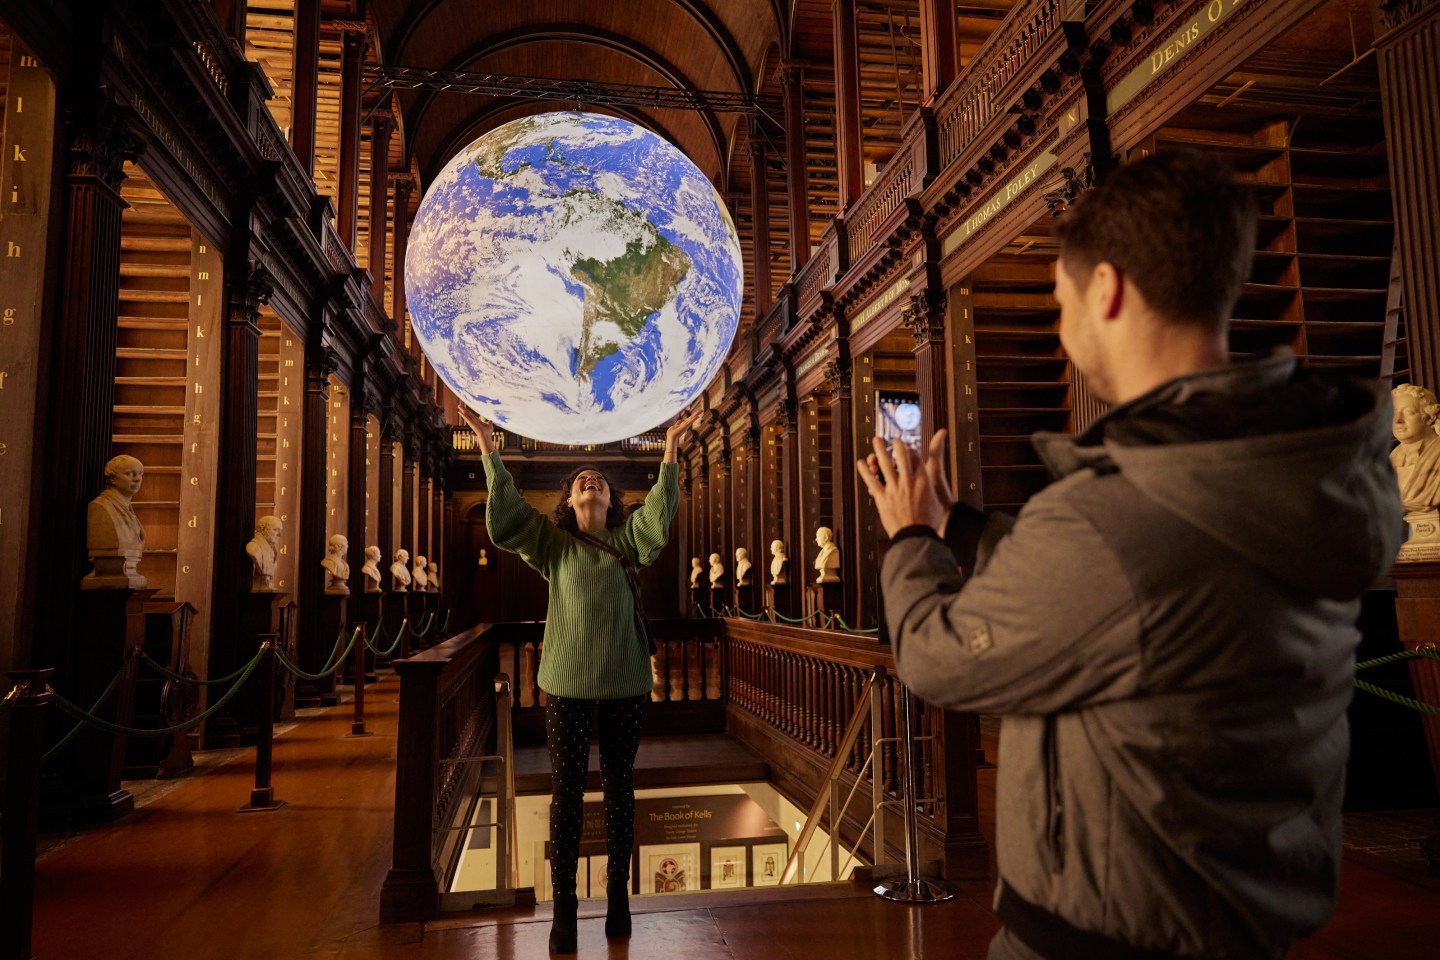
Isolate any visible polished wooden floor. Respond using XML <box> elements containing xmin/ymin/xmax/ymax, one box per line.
<box><xmin>30</xmin><ymin>673</ymin><xmax>1440</xmax><ymax>959</ymax></box>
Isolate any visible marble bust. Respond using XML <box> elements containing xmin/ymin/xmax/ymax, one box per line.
<box><xmin>1391</xmin><ymin>384</ymin><xmax>1440</xmax><ymax>559</ymax></box>
<box><xmin>390</xmin><ymin>548</ymin><xmax>411</xmax><ymax>592</ymax></box>
<box><xmin>708</xmin><ymin>552</ymin><xmax>725</xmax><ymax>588</ymax></box>
<box><xmin>246</xmin><ymin>515</ymin><xmax>283</xmax><ymax>592</ymax></box>
<box><xmin>478</xmin><ymin>548</ymin><xmax>489</xmax><ymax>567</ymax></box>
<box><xmin>322</xmin><ymin>534</ymin><xmax>350</xmax><ymax>595</ymax></box>
<box><xmin>690</xmin><ymin>556</ymin><xmax>703</xmax><ymax>588</ymax></box>
<box><xmin>814</xmin><ymin>526</ymin><xmax>840</xmax><ymax>584</ymax></box>
<box><xmin>735</xmin><ymin>547</ymin><xmax>752</xmax><ymax>586</ymax></box>
<box><xmin>412</xmin><ymin>554</ymin><xmax>430</xmax><ymax>591</ymax></box>
<box><xmin>426</xmin><ymin>561</ymin><xmax>440</xmax><ymax>592</ymax></box>
<box><xmin>769</xmin><ymin>539</ymin><xmax>789</xmax><ymax>586</ymax></box>
<box><xmin>360</xmin><ymin>545</ymin><xmax>382</xmax><ymax>593</ymax></box>
<box><xmin>83</xmin><ymin>454</ymin><xmax>147</xmax><ymax>589</ymax></box>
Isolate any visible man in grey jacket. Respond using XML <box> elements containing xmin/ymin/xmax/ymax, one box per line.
<box><xmin>858</xmin><ymin>151</ymin><xmax>1403</xmax><ymax>959</ymax></box>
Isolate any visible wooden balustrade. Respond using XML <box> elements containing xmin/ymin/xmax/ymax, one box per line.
<box><xmin>794</xmin><ymin>239</ymin><xmax>835</xmax><ymax>317</ymax></box>
<box><xmin>723</xmin><ymin>617</ymin><xmax>987</xmax><ymax>879</ymax></box>
<box><xmin>489</xmin><ymin>619</ymin><xmax>726</xmax><ymax>743</ymax></box>
<box><xmin>933</xmin><ymin>0</ymin><xmax>1061</xmax><ymax>170</ymax></box>
<box><xmin>845</xmin><ymin>142</ymin><xmax>919</xmax><ymax>259</ymax></box>
<box><xmin>380</xmin><ymin>623</ymin><xmax>499</xmax><ymax>923</ymax></box>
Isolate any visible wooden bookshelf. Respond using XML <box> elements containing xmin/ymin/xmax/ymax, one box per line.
<box><xmin>1146</xmin><ymin>107</ymin><xmax>1394</xmax><ymax>377</ymax></box>
<box><xmin>114</xmin><ymin>165</ymin><xmax>193</xmax><ymax>599</ymax></box>
<box><xmin>966</xmin><ymin>249</ymin><xmax>1069</xmax><ymax>513</ymax></box>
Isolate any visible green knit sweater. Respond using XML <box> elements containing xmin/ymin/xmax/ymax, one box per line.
<box><xmin>482</xmin><ymin>452</ymin><xmax>679</xmax><ymax>699</ymax></box>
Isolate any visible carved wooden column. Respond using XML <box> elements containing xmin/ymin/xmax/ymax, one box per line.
<box><xmin>782</xmin><ymin>62</ymin><xmax>811</xmax><ymax>270</ymax></box>
<box><xmin>345</xmin><ymin>367</ymin><xmax>370</xmax><ymax>603</ymax></box>
<box><xmin>945</xmin><ymin>283</ymin><xmax>984</xmax><ymax>510</ymax></box>
<box><xmin>1376</xmin><ymin>0</ymin><xmax>1440</xmax><ymax>390</ymax></box>
<box><xmin>368</xmin><ymin>113</ymin><xmax>393</xmax><ymax>305</ymax></box>
<box><xmin>402</xmin><ymin>435</ymin><xmax>418</xmax><ymax>561</ymax></box>
<box><xmin>290</xmin><ymin>0</ymin><xmax>321</xmax><ymax>177</ymax></box>
<box><xmin>392</xmin><ymin>176</ymin><xmax>414</xmax><ymax>329</ymax></box>
<box><xmin>679</xmin><ymin>459</ymin><xmax>694</xmax><ymax>605</ymax></box>
<box><xmin>903</xmin><ymin>288</ymin><xmax>950</xmax><ymax>442</ymax></box>
<box><xmin>748</xmin><ymin>136</ymin><xmax>773</xmax><ymax>316</ymax></box>
<box><xmin>296</xmin><ymin>342</ymin><xmax>336</xmax><ymax>690</ymax></box>
<box><xmin>419</xmin><ymin>464</ymin><xmax>433</xmax><ymax>564</ymax></box>
<box><xmin>775</xmin><ymin>392</ymin><xmax>803</xmax><ymax>620</ymax></box>
<box><xmin>0</xmin><ymin>46</ymin><xmax>57</xmax><ymax>670</ymax></box>
<box><xmin>432</xmin><ymin>465</ymin><xmax>445</xmax><ymax>581</ymax></box>
<box><xmin>825</xmin><ymin>355</ymin><xmax>858</xmax><ymax>625</ymax></box>
<box><xmin>378</xmin><ymin>412</ymin><xmax>397</xmax><ymax>586</ymax></box>
<box><xmin>336</xmin><ymin>25</ymin><xmax>367</xmax><ymax>252</ymax></box>
<box><xmin>848</xmin><ymin>351</ymin><xmax>880</xmax><ymax>628</ymax></box>
<box><xmin>203</xmin><ymin>262</ymin><xmax>272</xmax><ymax>745</ymax></box>
<box><xmin>36</xmin><ymin>100</ymin><xmax>139</xmax><ymax>689</ymax></box>
<box><xmin>712</xmin><ymin>428</ymin><xmax>733</xmax><ymax>608</ymax></box>
<box><xmin>693</xmin><ymin>446</ymin><xmax>711</xmax><ymax>609</ymax></box>
<box><xmin>832</xmin><ymin>0</ymin><xmax>864</xmax><ymax>210</ymax></box>
<box><xmin>918</xmin><ymin>0</ymin><xmax>959</xmax><ymax>104</ymax></box>
<box><xmin>739</xmin><ymin>414</ymin><xmax>764</xmax><ymax>614</ymax></box>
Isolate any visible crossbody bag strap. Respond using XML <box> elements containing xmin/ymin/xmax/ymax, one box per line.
<box><xmin>571</xmin><ymin>530</ymin><xmax>655</xmax><ymax>655</ymax></box>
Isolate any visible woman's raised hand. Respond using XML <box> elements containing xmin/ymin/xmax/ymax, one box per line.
<box><xmin>663</xmin><ymin>409</ymin><xmax>704</xmax><ymax>463</ymax></box>
<box><xmin>457</xmin><ymin>407</ymin><xmax>495</xmax><ymax>456</ymax></box>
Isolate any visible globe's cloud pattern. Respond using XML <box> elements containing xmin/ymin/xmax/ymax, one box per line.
<box><xmin>406</xmin><ymin>112</ymin><xmax>743</xmax><ymax>445</ymax></box>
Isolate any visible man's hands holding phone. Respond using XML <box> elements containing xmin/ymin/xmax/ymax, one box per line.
<box><xmin>855</xmin><ymin>430</ymin><xmax>956</xmax><ymax>538</ymax></box>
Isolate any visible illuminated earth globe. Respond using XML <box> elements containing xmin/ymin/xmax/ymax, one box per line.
<box><xmin>405</xmin><ymin>111</ymin><xmax>743</xmax><ymax>445</ymax></box>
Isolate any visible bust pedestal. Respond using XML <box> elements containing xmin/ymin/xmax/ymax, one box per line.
<box><xmin>384</xmin><ymin>588</ymin><xmax>412</xmax><ymax>661</ymax></box>
<box><xmin>808</xmin><ymin>581</ymin><xmax>843</xmax><ymax>623</ymax></box>
<box><xmin>45</xmin><ymin>587</ymin><xmax>156</xmax><ymax>827</ymax></box>
<box><xmin>1399</xmin><ymin>511</ymin><xmax>1440</xmax><ymax>563</ymax></box>
<box><xmin>205</xmin><ymin>592</ymin><xmax>289</xmax><ymax>748</ymax></box>
<box><xmin>707</xmin><ymin>585</ymin><xmax>725</xmax><ymax>615</ymax></box>
<box><xmin>766</xmin><ymin>582</ymin><xmax>794</xmax><ymax>623</ymax></box>
<box><xmin>733</xmin><ymin>580</ymin><xmax>759</xmax><ymax>618</ymax></box>
<box><xmin>1389</xmin><ymin>560</ymin><xmax>1440</xmax><ymax>873</ymax></box>
<box><xmin>349</xmin><ymin>591</ymin><xmax>383</xmax><ymax>681</ymax></box>
<box><xmin>406</xmin><ymin>590</ymin><xmax>429</xmax><ymax>649</ymax></box>
<box><xmin>297</xmin><ymin>594</ymin><xmax>347</xmax><ymax>708</ymax></box>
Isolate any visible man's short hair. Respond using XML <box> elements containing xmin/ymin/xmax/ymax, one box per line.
<box><xmin>1056</xmin><ymin>150</ymin><xmax>1258</xmax><ymax>329</ymax></box>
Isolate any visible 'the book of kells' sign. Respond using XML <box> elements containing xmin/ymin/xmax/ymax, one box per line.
<box><xmin>579</xmin><ymin>793</ymin><xmax>786</xmax><ymax>853</ymax></box>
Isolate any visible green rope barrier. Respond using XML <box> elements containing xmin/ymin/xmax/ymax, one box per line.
<box><xmin>140</xmin><ymin>651</ymin><xmax>250</xmax><ymax>686</ymax></box>
<box><xmin>769</xmin><ymin>608</ymin><xmax>814</xmax><ymax>625</ymax></box>
<box><xmin>1355</xmin><ymin>647</ymin><xmax>1440</xmax><ymax>671</ymax></box>
<box><xmin>412</xmin><ymin>612</ymin><xmax>436</xmax><ymax>639</ymax></box>
<box><xmin>364</xmin><ymin>620</ymin><xmax>403</xmax><ymax>657</ymax></box>
<box><xmin>1354</xmin><ymin>678</ymin><xmax>1440</xmax><ymax>718</ymax></box>
<box><xmin>45</xmin><ymin>643</ymin><xmax>268</xmax><ymax>740</ymax></box>
<box><xmin>439</xmin><ymin>609</ymin><xmax>452</xmax><ymax>636</ymax></box>
<box><xmin>275</xmin><ymin>626</ymin><xmax>362</xmax><ymax>682</ymax></box>
<box><xmin>43</xmin><ymin>660</ymin><xmax>131</xmax><ymax>762</ymax></box>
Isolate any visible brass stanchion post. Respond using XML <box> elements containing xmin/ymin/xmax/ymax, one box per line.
<box><xmin>2</xmin><ymin>669</ymin><xmax>52</xmax><ymax>960</ymax></box>
<box><xmin>239</xmin><ymin>640</ymin><xmax>284</xmax><ymax>812</ymax></box>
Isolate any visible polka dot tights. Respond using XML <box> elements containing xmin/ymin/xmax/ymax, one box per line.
<box><xmin>545</xmin><ymin>694</ymin><xmax>646</xmax><ymax>897</ymax></box>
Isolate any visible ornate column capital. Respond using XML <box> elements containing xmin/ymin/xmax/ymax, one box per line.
<box><xmin>823</xmin><ymin>357</ymin><xmax>852</xmax><ymax>401</ymax></box>
<box><xmin>775</xmin><ymin>397</ymin><xmax>797</xmax><ymax>432</ymax></box>
<box><xmin>67</xmin><ymin>96</ymin><xmax>144</xmax><ymax>190</ymax></box>
<box><xmin>229</xmin><ymin>259</ymin><xmax>274</xmax><ymax>326</ymax></box>
<box><xmin>901</xmin><ymin>289</ymin><xmax>947</xmax><ymax>347</ymax></box>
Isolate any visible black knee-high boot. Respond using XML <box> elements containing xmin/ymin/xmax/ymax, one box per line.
<box><xmin>604</xmin><ymin>880</ymin><xmax>631</xmax><ymax>938</ymax></box>
<box><xmin>549</xmin><ymin>893</ymin><xmax>578</xmax><ymax>954</ymax></box>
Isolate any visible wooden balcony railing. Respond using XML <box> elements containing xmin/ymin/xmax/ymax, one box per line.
<box><xmin>795</xmin><ymin>239</ymin><xmax>835</xmax><ymax>318</ymax></box>
<box><xmin>449</xmin><ymin>424</ymin><xmax>666</xmax><ymax>455</ymax></box>
<box><xmin>381</xmin><ymin>623</ymin><xmax>500</xmax><ymax>923</ymax></box>
<box><xmin>489</xmin><ymin>619</ymin><xmax>725</xmax><ymax>742</ymax></box>
<box><xmin>723</xmin><ymin>618</ymin><xmax>986</xmax><ymax>878</ymax></box>
<box><xmin>845</xmin><ymin>139</ymin><xmax>921</xmax><ymax>261</ymax></box>
<box><xmin>934</xmin><ymin>0</ymin><xmax>1062</xmax><ymax>171</ymax></box>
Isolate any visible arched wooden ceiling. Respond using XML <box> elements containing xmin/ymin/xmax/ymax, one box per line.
<box><xmin>369</xmin><ymin>0</ymin><xmax>783</xmax><ymax>187</ymax></box>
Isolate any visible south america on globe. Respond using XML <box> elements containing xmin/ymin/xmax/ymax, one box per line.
<box><xmin>405</xmin><ymin>112</ymin><xmax>744</xmax><ymax>445</ymax></box>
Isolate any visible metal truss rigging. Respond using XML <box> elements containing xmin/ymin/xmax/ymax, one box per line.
<box><xmin>366</xmin><ymin>65</ymin><xmax>783</xmax><ymax>120</ymax></box>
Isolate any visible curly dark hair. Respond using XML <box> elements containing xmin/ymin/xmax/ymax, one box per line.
<box><xmin>552</xmin><ymin>464</ymin><xmax>627</xmax><ymax>532</ymax></box>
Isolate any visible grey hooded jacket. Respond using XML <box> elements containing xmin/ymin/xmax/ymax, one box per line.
<box><xmin>881</xmin><ymin>355</ymin><xmax>1403</xmax><ymax>959</ymax></box>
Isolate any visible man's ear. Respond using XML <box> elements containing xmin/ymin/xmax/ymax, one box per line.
<box><xmin>1090</xmin><ymin>262</ymin><xmax>1124</xmax><ymax>321</ymax></box>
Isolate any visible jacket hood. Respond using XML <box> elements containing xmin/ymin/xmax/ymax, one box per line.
<box><xmin>1033</xmin><ymin>354</ymin><xmax>1403</xmax><ymax>600</ymax></box>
